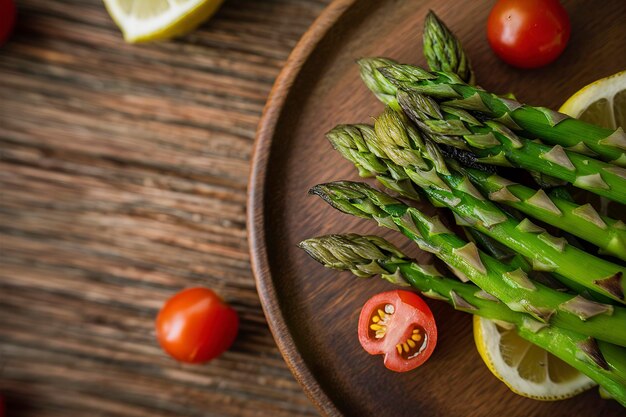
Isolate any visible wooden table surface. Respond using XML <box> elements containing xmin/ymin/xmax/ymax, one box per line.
<box><xmin>0</xmin><ymin>1</ymin><xmax>329</xmax><ymax>416</ymax></box>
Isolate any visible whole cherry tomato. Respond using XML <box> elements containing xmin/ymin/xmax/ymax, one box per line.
<box><xmin>156</xmin><ymin>287</ymin><xmax>239</xmax><ymax>363</ymax></box>
<box><xmin>487</xmin><ymin>0</ymin><xmax>571</xmax><ymax>68</ymax></box>
<box><xmin>358</xmin><ymin>290</ymin><xmax>437</xmax><ymax>372</ymax></box>
<box><xmin>0</xmin><ymin>0</ymin><xmax>16</xmax><ymax>46</ymax></box>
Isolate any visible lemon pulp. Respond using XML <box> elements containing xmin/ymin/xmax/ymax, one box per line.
<box><xmin>559</xmin><ymin>70</ymin><xmax>626</xmax><ymax>128</ymax></box>
<box><xmin>473</xmin><ymin>316</ymin><xmax>596</xmax><ymax>400</ymax></box>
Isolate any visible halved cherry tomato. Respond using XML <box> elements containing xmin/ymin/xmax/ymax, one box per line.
<box><xmin>0</xmin><ymin>0</ymin><xmax>16</xmax><ymax>46</ymax></box>
<box><xmin>156</xmin><ymin>287</ymin><xmax>239</xmax><ymax>364</ymax></box>
<box><xmin>487</xmin><ymin>0</ymin><xmax>570</xmax><ymax>69</ymax></box>
<box><xmin>358</xmin><ymin>290</ymin><xmax>437</xmax><ymax>372</ymax></box>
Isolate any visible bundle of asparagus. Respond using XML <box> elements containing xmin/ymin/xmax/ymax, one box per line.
<box><xmin>327</xmin><ymin>112</ymin><xmax>626</xmax><ymax>303</ymax></box>
<box><xmin>298</xmin><ymin>11</ymin><xmax>626</xmax><ymax>405</ymax></box>
<box><xmin>299</xmin><ymin>233</ymin><xmax>626</xmax><ymax>404</ymax></box>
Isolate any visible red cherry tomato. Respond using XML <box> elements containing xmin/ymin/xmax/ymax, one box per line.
<box><xmin>487</xmin><ymin>0</ymin><xmax>570</xmax><ymax>69</ymax></box>
<box><xmin>0</xmin><ymin>0</ymin><xmax>16</xmax><ymax>46</ymax></box>
<box><xmin>358</xmin><ymin>290</ymin><xmax>437</xmax><ymax>372</ymax></box>
<box><xmin>156</xmin><ymin>287</ymin><xmax>239</xmax><ymax>363</ymax></box>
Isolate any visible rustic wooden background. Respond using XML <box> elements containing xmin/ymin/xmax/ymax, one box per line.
<box><xmin>0</xmin><ymin>0</ymin><xmax>330</xmax><ymax>415</ymax></box>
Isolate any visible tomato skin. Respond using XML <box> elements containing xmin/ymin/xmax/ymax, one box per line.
<box><xmin>156</xmin><ymin>287</ymin><xmax>239</xmax><ymax>363</ymax></box>
<box><xmin>487</xmin><ymin>0</ymin><xmax>570</xmax><ymax>69</ymax></box>
<box><xmin>358</xmin><ymin>290</ymin><xmax>437</xmax><ymax>372</ymax></box>
<box><xmin>0</xmin><ymin>0</ymin><xmax>16</xmax><ymax>46</ymax></box>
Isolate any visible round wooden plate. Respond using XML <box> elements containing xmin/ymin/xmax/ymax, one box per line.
<box><xmin>248</xmin><ymin>1</ymin><xmax>626</xmax><ymax>416</ymax></box>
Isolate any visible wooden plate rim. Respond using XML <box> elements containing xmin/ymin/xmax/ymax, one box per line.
<box><xmin>247</xmin><ymin>0</ymin><xmax>356</xmax><ymax>416</ymax></box>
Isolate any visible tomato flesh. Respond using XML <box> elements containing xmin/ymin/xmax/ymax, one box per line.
<box><xmin>487</xmin><ymin>0</ymin><xmax>570</xmax><ymax>68</ymax></box>
<box><xmin>156</xmin><ymin>287</ymin><xmax>239</xmax><ymax>364</ymax></box>
<box><xmin>358</xmin><ymin>290</ymin><xmax>437</xmax><ymax>372</ymax></box>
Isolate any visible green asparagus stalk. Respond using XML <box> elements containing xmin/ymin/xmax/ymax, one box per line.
<box><xmin>358</xmin><ymin>60</ymin><xmax>626</xmax><ymax>200</ymax></box>
<box><xmin>328</xmin><ymin>123</ymin><xmax>578</xmax><ymax>290</ymax></box>
<box><xmin>461</xmin><ymin>227</ymin><xmax>570</xmax><ymax>291</ymax></box>
<box><xmin>299</xmin><ymin>233</ymin><xmax>626</xmax><ymax>405</ymax></box>
<box><xmin>328</xmin><ymin>124</ymin><xmax>575</xmax><ymax>293</ymax></box>
<box><xmin>326</xmin><ymin>115</ymin><xmax>626</xmax><ymax>303</ymax></box>
<box><xmin>327</xmin><ymin>124</ymin><xmax>422</xmax><ymax>200</ymax></box>
<box><xmin>356</xmin><ymin>57</ymin><xmax>402</xmax><ymax>111</ymax></box>
<box><xmin>373</xmin><ymin>108</ymin><xmax>626</xmax><ymax>300</ymax></box>
<box><xmin>422</xmin><ymin>11</ymin><xmax>475</xmax><ymax>85</ymax></box>
<box><xmin>309</xmin><ymin>180</ymin><xmax>626</xmax><ymax>346</ymax></box>
<box><xmin>361</xmin><ymin>55</ymin><xmax>578</xmax><ymax>192</ymax></box>
<box><xmin>463</xmin><ymin>226</ymin><xmax>618</xmax><ymax>305</ymax></box>
<box><xmin>358</xmin><ymin>58</ymin><xmax>401</xmax><ymax>110</ymax></box>
<box><xmin>421</xmin><ymin>21</ymin><xmax>584</xmax><ymax>192</ymax></box>
<box><xmin>328</xmin><ymin>123</ymin><xmax>626</xmax><ymax>261</ymax></box>
<box><xmin>456</xmin><ymin>165</ymin><xmax>626</xmax><ymax>261</ymax></box>
<box><xmin>378</xmin><ymin>63</ymin><xmax>626</xmax><ymax>165</ymax></box>
<box><xmin>392</xmin><ymin>88</ymin><xmax>626</xmax><ymax>203</ymax></box>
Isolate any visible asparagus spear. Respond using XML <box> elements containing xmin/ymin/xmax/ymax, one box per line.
<box><xmin>328</xmin><ymin>124</ymin><xmax>576</xmax><ymax>293</ymax></box>
<box><xmin>457</xmin><ymin>165</ymin><xmax>626</xmax><ymax>261</ymax></box>
<box><xmin>357</xmin><ymin>58</ymin><xmax>471</xmax><ymax>111</ymax></box>
<box><xmin>358</xmin><ymin>54</ymin><xmax>625</xmax><ymax>258</ymax></box>
<box><xmin>422</xmin><ymin>16</ymin><xmax>584</xmax><ymax>192</ymax></box>
<box><xmin>326</xmin><ymin>116</ymin><xmax>626</xmax><ymax>303</ymax></box>
<box><xmin>393</xmin><ymin>88</ymin><xmax>626</xmax><ymax>204</ymax></box>
<box><xmin>328</xmin><ymin>123</ymin><xmax>578</xmax><ymax>290</ymax></box>
<box><xmin>377</xmin><ymin>63</ymin><xmax>626</xmax><ymax>165</ymax></box>
<box><xmin>327</xmin><ymin>123</ymin><xmax>422</xmax><ymax>201</ymax></box>
<box><xmin>328</xmin><ymin>123</ymin><xmax>626</xmax><ymax>261</ymax></box>
<box><xmin>361</xmin><ymin>55</ymin><xmax>578</xmax><ymax>192</ymax></box>
<box><xmin>358</xmin><ymin>58</ymin><xmax>401</xmax><ymax>110</ymax></box>
<box><xmin>309</xmin><ymin>180</ymin><xmax>626</xmax><ymax>346</ymax></box>
<box><xmin>299</xmin><ymin>233</ymin><xmax>626</xmax><ymax>405</ymax></box>
<box><xmin>461</xmin><ymin>227</ymin><xmax>576</xmax><ymax>292</ymax></box>
<box><xmin>422</xmin><ymin>11</ymin><xmax>475</xmax><ymax>85</ymax></box>
<box><xmin>357</xmin><ymin>52</ymin><xmax>601</xmax><ymax>273</ymax></box>
<box><xmin>358</xmin><ymin>61</ymin><xmax>626</xmax><ymax>200</ymax></box>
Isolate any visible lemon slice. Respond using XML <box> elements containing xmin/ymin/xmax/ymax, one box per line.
<box><xmin>559</xmin><ymin>70</ymin><xmax>626</xmax><ymax>129</ymax></box>
<box><xmin>104</xmin><ymin>0</ymin><xmax>224</xmax><ymax>43</ymax></box>
<box><xmin>473</xmin><ymin>316</ymin><xmax>596</xmax><ymax>400</ymax></box>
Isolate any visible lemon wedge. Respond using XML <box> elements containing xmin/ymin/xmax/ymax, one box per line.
<box><xmin>473</xmin><ymin>316</ymin><xmax>596</xmax><ymax>400</ymax></box>
<box><xmin>559</xmin><ymin>70</ymin><xmax>626</xmax><ymax>128</ymax></box>
<box><xmin>104</xmin><ymin>0</ymin><xmax>224</xmax><ymax>43</ymax></box>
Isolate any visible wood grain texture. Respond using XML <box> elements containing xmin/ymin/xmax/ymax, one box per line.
<box><xmin>249</xmin><ymin>0</ymin><xmax>626</xmax><ymax>416</ymax></box>
<box><xmin>0</xmin><ymin>0</ymin><xmax>329</xmax><ymax>416</ymax></box>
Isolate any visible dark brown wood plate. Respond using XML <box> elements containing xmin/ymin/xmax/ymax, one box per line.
<box><xmin>248</xmin><ymin>1</ymin><xmax>626</xmax><ymax>416</ymax></box>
